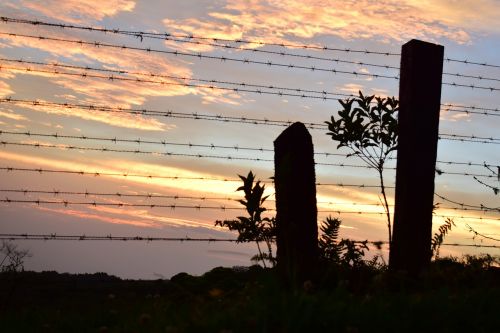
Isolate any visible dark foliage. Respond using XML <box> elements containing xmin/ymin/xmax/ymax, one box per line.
<box><xmin>1</xmin><ymin>258</ymin><xmax>499</xmax><ymax>332</ymax></box>
<box><xmin>318</xmin><ymin>216</ymin><xmax>342</xmax><ymax>262</ymax></box>
<box><xmin>430</xmin><ymin>218</ymin><xmax>455</xmax><ymax>259</ymax></box>
<box><xmin>325</xmin><ymin>91</ymin><xmax>398</xmax><ymax>245</ymax></box>
<box><xmin>215</xmin><ymin>171</ymin><xmax>276</xmax><ymax>267</ymax></box>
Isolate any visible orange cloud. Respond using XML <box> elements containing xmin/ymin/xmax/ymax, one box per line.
<box><xmin>162</xmin><ymin>0</ymin><xmax>500</xmax><ymax>48</ymax></box>
<box><xmin>0</xmin><ymin>150</ymin><xmax>247</xmax><ymax>197</ymax></box>
<box><xmin>0</xmin><ymin>108</ymin><xmax>27</xmax><ymax>121</ymax></box>
<box><xmin>0</xmin><ymin>81</ymin><xmax>14</xmax><ymax>97</ymax></box>
<box><xmin>12</xmin><ymin>98</ymin><xmax>170</xmax><ymax>131</ymax></box>
<box><xmin>0</xmin><ymin>28</ymin><xmax>243</xmax><ymax>107</ymax></box>
<box><xmin>37</xmin><ymin>206</ymin><xmax>160</xmax><ymax>228</ymax></box>
<box><xmin>21</xmin><ymin>0</ymin><xmax>136</xmax><ymax>23</ymax></box>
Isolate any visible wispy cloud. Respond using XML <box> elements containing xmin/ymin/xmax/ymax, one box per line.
<box><xmin>0</xmin><ymin>108</ymin><xmax>27</xmax><ymax>121</ymax></box>
<box><xmin>0</xmin><ymin>150</ymin><xmax>245</xmax><ymax>197</ymax></box>
<box><xmin>162</xmin><ymin>0</ymin><xmax>500</xmax><ymax>49</ymax></box>
<box><xmin>21</xmin><ymin>0</ymin><xmax>136</xmax><ymax>23</ymax></box>
<box><xmin>0</xmin><ymin>26</ymin><xmax>243</xmax><ymax>108</ymax></box>
<box><xmin>14</xmin><ymin>98</ymin><xmax>170</xmax><ymax>131</ymax></box>
<box><xmin>0</xmin><ymin>81</ymin><xmax>14</xmax><ymax>97</ymax></box>
<box><xmin>37</xmin><ymin>206</ymin><xmax>158</xmax><ymax>228</ymax></box>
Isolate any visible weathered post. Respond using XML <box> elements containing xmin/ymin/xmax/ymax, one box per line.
<box><xmin>389</xmin><ymin>39</ymin><xmax>444</xmax><ymax>276</ymax></box>
<box><xmin>274</xmin><ymin>122</ymin><xmax>318</xmax><ymax>287</ymax></box>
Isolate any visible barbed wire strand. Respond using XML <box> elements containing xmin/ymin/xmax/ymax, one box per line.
<box><xmin>0</xmin><ymin>58</ymin><xmax>355</xmax><ymax>100</ymax></box>
<box><xmin>441</xmin><ymin>103</ymin><xmax>500</xmax><ymax>113</ymax></box>
<box><xmin>0</xmin><ymin>33</ymin><xmax>399</xmax><ymax>80</ymax></box>
<box><xmin>0</xmin><ymin>233</ymin><xmax>239</xmax><ymax>242</ymax></box>
<box><xmin>466</xmin><ymin>224</ymin><xmax>500</xmax><ymax>242</ymax></box>
<box><xmin>441</xmin><ymin>107</ymin><xmax>500</xmax><ymax>117</ymax></box>
<box><xmin>1</xmin><ymin>130</ymin><xmax>498</xmax><ymax>169</ymax></box>
<box><xmin>1</xmin><ymin>140</ymin><xmax>497</xmax><ymax>179</ymax></box>
<box><xmin>2</xmin><ymin>188</ymin><xmax>499</xmax><ymax>215</ymax></box>
<box><xmin>442</xmin><ymin>71</ymin><xmax>500</xmax><ymax>84</ymax></box>
<box><xmin>445</xmin><ymin>57</ymin><xmax>500</xmax><ymax>69</ymax></box>
<box><xmin>0</xmin><ymin>233</ymin><xmax>498</xmax><ymax>249</ymax></box>
<box><xmin>2</xmin><ymin>199</ymin><xmax>500</xmax><ymax>222</ymax></box>
<box><xmin>0</xmin><ymin>32</ymin><xmax>500</xmax><ymax>92</ymax></box>
<box><xmin>7</xmin><ymin>17</ymin><xmax>500</xmax><ymax>69</ymax></box>
<box><xmin>0</xmin><ymin>188</ymin><xmax>388</xmax><ymax>207</ymax></box>
<box><xmin>3</xmin><ymin>59</ymin><xmax>500</xmax><ymax>106</ymax></box>
<box><xmin>0</xmin><ymin>140</ymin><xmax>387</xmax><ymax>169</ymax></box>
<box><xmin>0</xmin><ymin>16</ymin><xmax>401</xmax><ymax>56</ymax></box>
<box><xmin>0</xmin><ymin>167</ymin><xmax>388</xmax><ymax>188</ymax></box>
<box><xmin>442</xmin><ymin>81</ymin><xmax>500</xmax><ymax>92</ymax></box>
<box><xmin>1</xmin><ymin>19</ymin><xmax>499</xmax><ymax>87</ymax></box>
<box><xmin>0</xmin><ymin>97</ymin><xmax>326</xmax><ymax>129</ymax></box>
<box><xmin>1</xmin><ymin>98</ymin><xmax>498</xmax><ymax>145</ymax></box>
<box><xmin>473</xmin><ymin>177</ymin><xmax>499</xmax><ymax>194</ymax></box>
<box><xmin>0</xmin><ymin>64</ymin><xmax>346</xmax><ymax>102</ymax></box>
<box><xmin>435</xmin><ymin>193</ymin><xmax>500</xmax><ymax>212</ymax></box>
<box><xmin>438</xmin><ymin>134</ymin><xmax>500</xmax><ymax>144</ymax></box>
<box><xmin>0</xmin><ymin>198</ymin><xmax>390</xmax><ymax>215</ymax></box>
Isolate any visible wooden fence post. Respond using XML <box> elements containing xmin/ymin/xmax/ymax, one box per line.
<box><xmin>389</xmin><ymin>39</ymin><xmax>444</xmax><ymax>275</ymax></box>
<box><xmin>274</xmin><ymin>122</ymin><xmax>318</xmax><ymax>287</ymax></box>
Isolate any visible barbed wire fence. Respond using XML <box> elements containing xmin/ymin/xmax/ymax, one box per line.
<box><xmin>0</xmin><ymin>16</ymin><xmax>498</xmax><ymax>263</ymax></box>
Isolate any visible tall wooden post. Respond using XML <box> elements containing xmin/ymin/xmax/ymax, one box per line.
<box><xmin>274</xmin><ymin>122</ymin><xmax>318</xmax><ymax>287</ymax></box>
<box><xmin>389</xmin><ymin>39</ymin><xmax>444</xmax><ymax>275</ymax></box>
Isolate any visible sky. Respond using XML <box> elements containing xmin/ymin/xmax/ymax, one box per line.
<box><xmin>0</xmin><ymin>0</ymin><xmax>499</xmax><ymax>279</ymax></box>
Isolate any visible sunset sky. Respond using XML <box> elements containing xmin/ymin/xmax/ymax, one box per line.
<box><xmin>0</xmin><ymin>0</ymin><xmax>498</xmax><ymax>279</ymax></box>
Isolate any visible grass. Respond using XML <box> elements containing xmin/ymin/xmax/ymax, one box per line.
<box><xmin>1</xmin><ymin>257</ymin><xmax>499</xmax><ymax>332</ymax></box>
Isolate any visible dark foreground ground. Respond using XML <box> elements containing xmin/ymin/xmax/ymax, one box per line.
<box><xmin>1</xmin><ymin>259</ymin><xmax>499</xmax><ymax>333</ymax></box>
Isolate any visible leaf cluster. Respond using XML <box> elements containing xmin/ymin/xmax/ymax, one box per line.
<box><xmin>215</xmin><ymin>172</ymin><xmax>275</xmax><ymax>243</ymax></box>
<box><xmin>318</xmin><ymin>216</ymin><xmax>371</xmax><ymax>268</ymax></box>
<box><xmin>325</xmin><ymin>91</ymin><xmax>398</xmax><ymax>170</ymax></box>
<box><xmin>215</xmin><ymin>171</ymin><xmax>275</xmax><ymax>267</ymax></box>
<box><xmin>431</xmin><ymin>218</ymin><xmax>455</xmax><ymax>259</ymax></box>
<box><xmin>318</xmin><ymin>216</ymin><xmax>342</xmax><ymax>262</ymax></box>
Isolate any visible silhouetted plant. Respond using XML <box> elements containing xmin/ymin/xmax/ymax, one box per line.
<box><xmin>463</xmin><ymin>253</ymin><xmax>500</xmax><ymax>269</ymax></box>
<box><xmin>318</xmin><ymin>216</ymin><xmax>373</xmax><ymax>267</ymax></box>
<box><xmin>325</xmin><ymin>91</ymin><xmax>398</xmax><ymax>247</ymax></box>
<box><xmin>338</xmin><ymin>239</ymin><xmax>369</xmax><ymax>267</ymax></box>
<box><xmin>318</xmin><ymin>216</ymin><xmax>342</xmax><ymax>262</ymax></box>
<box><xmin>431</xmin><ymin>218</ymin><xmax>455</xmax><ymax>259</ymax></box>
<box><xmin>215</xmin><ymin>171</ymin><xmax>276</xmax><ymax>267</ymax></box>
<box><xmin>0</xmin><ymin>240</ymin><xmax>31</xmax><ymax>272</ymax></box>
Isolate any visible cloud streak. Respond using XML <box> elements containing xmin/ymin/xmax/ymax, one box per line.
<box><xmin>162</xmin><ymin>0</ymin><xmax>500</xmax><ymax>49</ymax></box>
<box><xmin>21</xmin><ymin>0</ymin><xmax>136</xmax><ymax>23</ymax></box>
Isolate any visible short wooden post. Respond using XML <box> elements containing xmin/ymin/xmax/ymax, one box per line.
<box><xmin>389</xmin><ymin>39</ymin><xmax>444</xmax><ymax>275</ymax></box>
<box><xmin>274</xmin><ymin>122</ymin><xmax>318</xmax><ymax>287</ymax></box>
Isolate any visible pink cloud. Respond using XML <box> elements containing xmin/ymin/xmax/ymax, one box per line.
<box><xmin>0</xmin><ymin>26</ymin><xmax>244</xmax><ymax>107</ymax></box>
<box><xmin>0</xmin><ymin>81</ymin><xmax>14</xmax><ymax>97</ymax></box>
<box><xmin>162</xmin><ymin>0</ymin><xmax>500</xmax><ymax>49</ymax></box>
<box><xmin>21</xmin><ymin>0</ymin><xmax>136</xmax><ymax>23</ymax></box>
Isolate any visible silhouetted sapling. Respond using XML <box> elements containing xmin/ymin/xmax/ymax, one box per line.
<box><xmin>326</xmin><ymin>91</ymin><xmax>398</xmax><ymax>247</ymax></box>
<box><xmin>215</xmin><ymin>171</ymin><xmax>276</xmax><ymax>267</ymax></box>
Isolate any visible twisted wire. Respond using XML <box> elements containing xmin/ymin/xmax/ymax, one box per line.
<box><xmin>0</xmin><ymin>32</ymin><xmax>399</xmax><ymax>79</ymax></box>
<box><xmin>1</xmin><ymin>233</ymin><xmax>499</xmax><ymax>248</ymax></box>
<box><xmin>0</xmin><ymin>167</ymin><xmax>387</xmax><ymax>188</ymax></box>
<box><xmin>1</xmin><ymin>98</ymin><xmax>498</xmax><ymax>145</ymax></box>
<box><xmin>2</xmin><ymin>130</ymin><xmax>497</xmax><ymax>169</ymax></box>
<box><xmin>0</xmin><ymin>16</ymin><xmax>401</xmax><ymax>56</ymax></box>
<box><xmin>0</xmin><ymin>58</ymin><xmax>354</xmax><ymax>100</ymax></box>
